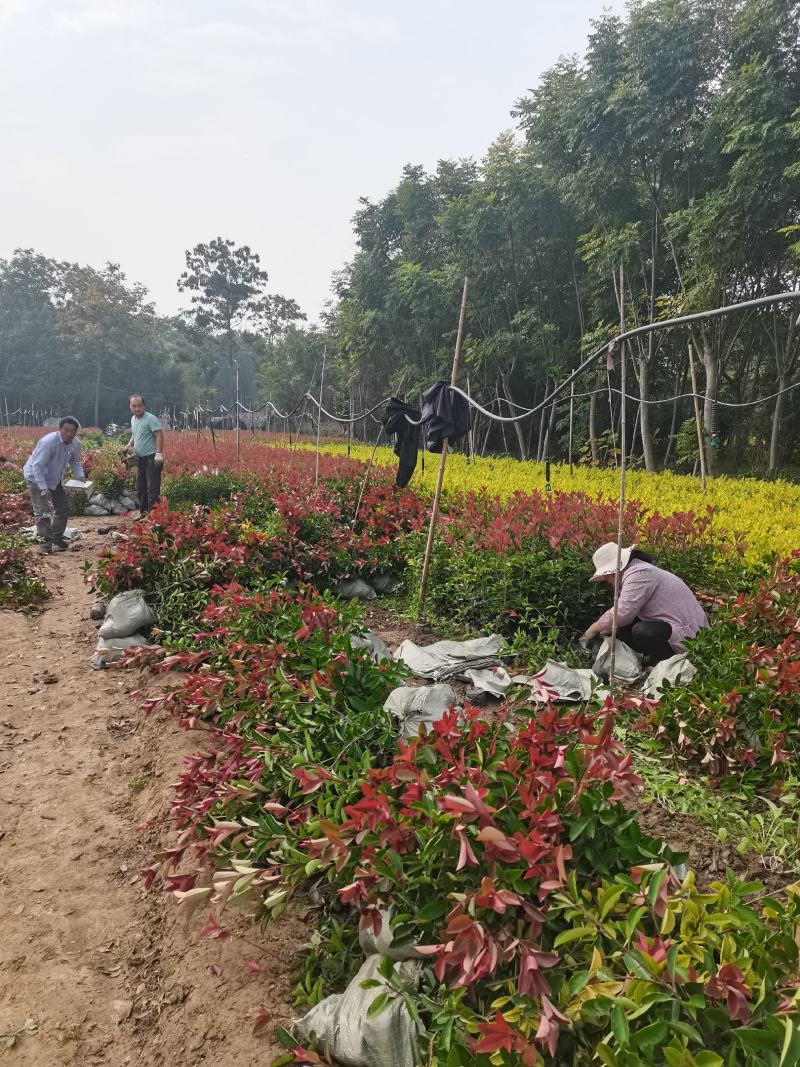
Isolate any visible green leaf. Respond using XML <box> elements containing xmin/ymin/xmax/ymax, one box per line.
<box><xmin>611</xmin><ymin>1005</ymin><xmax>630</xmax><ymax>1047</ymax></box>
<box><xmin>695</xmin><ymin>1054</ymin><xmax>724</xmax><ymax>1067</ymax></box>
<box><xmin>780</xmin><ymin>1018</ymin><xmax>800</xmax><ymax>1066</ymax></box>
<box><xmin>596</xmin><ymin>1043</ymin><xmax>619</xmax><ymax>1066</ymax></box>
<box><xmin>367</xmin><ymin>992</ymin><xmax>390</xmax><ymax>1018</ymax></box>
<box><xmin>736</xmin><ymin>1028</ymin><xmax>783</xmax><ymax>1051</ymax></box>
<box><xmin>600</xmin><ymin>884</ymin><xmax>629</xmax><ymax>920</ymax></box>
<box><xmin>646</xmin><ymin>868</ymin><xmax>669</xmax><ymax>911</ymax></box>
<box><xmin>554</xmin><ymin>925</ymin><xmax>596</xmax><ymax>946</ymax></box>
<box><xmin>633</xmin><ymin>1020</ymin><xmax>668</xmax><ymax>1050</ymax></box>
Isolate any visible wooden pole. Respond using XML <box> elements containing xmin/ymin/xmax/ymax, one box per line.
<box><xmin>315</xmin><ymin>348</ymin><xmax>327</xmax><ymax>486</ymax></box>
<box><xmin>610</xmin><ymin>263</ymin><xmax>628</xmax><ymax>684</ymax></box>
<box><xmin>568</xmin><ymin>381</ymin><xmax>575</xmax><ymax>476</ymax></box>
<box><xmin>417</xmin><ymin>276</ymin><xmax>469</xmax><ymax>618</ymax></box>
<box><xmin>348</xmin><ymin>392</ymin><xmax>353</xmax><ymax>458</ymax></box>
<box><xmin>688</xmin><ymin>342</ymin><xmax>707</xmax><ymax>492</ymax></box>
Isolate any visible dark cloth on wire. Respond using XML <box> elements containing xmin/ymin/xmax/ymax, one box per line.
<box><xmin>383</xmin><ymin>397</ymin><xmax>420</xmax><ymax>488</ymax></box>
<box><xmin>421</xmin><ymin>381</ymin><xmax>470</xmax><ymax>453</ymax></box>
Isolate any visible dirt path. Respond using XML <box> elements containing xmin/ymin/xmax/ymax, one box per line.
<box><xmin>0</xmin><ymin>519</ymin><xmax>303</xmax><ymax>1065</ymax></box>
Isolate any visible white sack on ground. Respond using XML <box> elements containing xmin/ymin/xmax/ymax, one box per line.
<box><xmin>21</xmin><ymin>525</ymin><xmax>83</xmax><ymax>542</ymax></box>
<box><xmin>293</xmin><ymin>914</ymin><xmax>424</xmax><ymax>1067</ymax></box>
<box><xmin>350</xmin><ymin>629</ymin><xmax>393</xmax><ymax>663</ymax></box>
<box><xmin>592</xmin><ymin>638</ymin><xmax>642</xmax><ymax>683</ymax></box>
<box><xmin>335</xmin><ymin>578</ymin><xmax>377</xmax><ymax>601</ymax></box>
<box><xmin>384</xmin><ymin>683</ymin><xmax>457</xmax><ymax>739</ymax></box>
<box><xmin>97</xmin><ymin>589</ymin><xmax>156</xmax><ymax>639</ymax></box>
<box><xmin>90</xmin><ymin>633</ymin><xmax>150</xmax><ymax>669</ymax></box>
<box><xmin>642</xmin><ymin>654</ymin><xmax>697</xmax><ymax>700</ymax></box>
<box><xmin>465</xmin><ymin>666</ymin><xmax>513</xmax><ymax>697</ymax></box>
<box><xmin>532</xmin><ymin>661</ymin><xmax>598</xmax><ymax>701</ymax></box>
<box><xmin>394</xmin><ymin>634</ymin><xmax>504</xmax><ymax>681</ymax></box>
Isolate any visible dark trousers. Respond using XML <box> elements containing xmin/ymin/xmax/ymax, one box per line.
<box><xmin>28</xmin><ymin>481</ymin><xmax>68</xmax><ymax>542</ymax></box>
<box><xmin>617</xmin><ymin>619</ymin><xmax>674</xmax><ymax>664</ymax></box>
<box><xmin>136</xmin><ymin>455</ymin><xmax>162</xmax><ymax>513</ymax></box>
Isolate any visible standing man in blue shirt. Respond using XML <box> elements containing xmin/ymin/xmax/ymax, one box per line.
<box><xmin>22</xmin><ymin>416</ymin><xmax>85</xmax><ymax>553</ymax></box>
<box><xmin>123</xmin><ymin>395</ymin><xmax>165</xmax><ymax>514</ymax></box>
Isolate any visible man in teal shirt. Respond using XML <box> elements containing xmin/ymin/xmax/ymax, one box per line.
<box><xmin>123</xmin><ymin>395</ymin><xmax>165</xmax><ymax>514</ymax></box>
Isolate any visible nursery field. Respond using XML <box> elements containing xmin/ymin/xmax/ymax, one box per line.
<box><xmin>1</xmin><ymin>429</ymin><xmax>800</xmax><ymax>1066</ymax></box>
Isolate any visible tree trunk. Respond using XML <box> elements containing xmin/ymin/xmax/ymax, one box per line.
<box><xmin>589</xmin><ymin>390</ymin><xmax>600</xmax><ymax>464</ymax></box>
<box><xmin>662</xmin><ymin>356</ymin><xmax>688</xmax><ymax>469</ymax></box>
<box><xmin>769</xmin><ymin>373</ymin><xmax>789</xmax><ymax>473</ymax></box>
<box><xmin>700</xmin><ymin>336</ymin><xmax>718</xmax><ymax>476</ymax></box>
<box><xmin>547</xmin><ymin>398</ymin><xmax>558</xmax><ymax>455</ymax></box>
<box><xmin>638</xmin><ymin>356</ymin><xmax>656</xmax><ymax>471</ymax></box>
<box><xmin>500</xmin><ymin>373</ymin><xmax>528</xmax><ymax>459</ymax></box>
<box><xmin>639</xmin><ymin>202</ymin><xmax>658</xmax><ymax>471</ymax></box>
<box><xmin>93</xmin><ymin>350</ymin><xmax>101</xmax><ymax>429</ymax></box>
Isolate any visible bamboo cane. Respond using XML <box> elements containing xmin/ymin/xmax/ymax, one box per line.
<box><xmin>417</xmin><ymin>276</ymin><xmax>469</xmax><ymax>618</ymax></box>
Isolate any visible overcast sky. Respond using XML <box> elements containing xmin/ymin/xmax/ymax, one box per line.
<box><xmin>0</xmin><ymin>0</ymin><xmax>620</xmax><ymax>322</ymax></box>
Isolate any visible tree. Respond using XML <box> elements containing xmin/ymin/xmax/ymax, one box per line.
<box><xmin>59</xmin><ymin>263</ymin><xmax>156</xmax><ymax>428</ymax></box>
<box><xmin>177</xmin><ymin>237</ymin><xmax>305</xmax><ymax>405</ymax></box>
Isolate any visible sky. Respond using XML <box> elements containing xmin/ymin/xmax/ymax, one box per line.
<box><xmin>0</xmin><ymin>0</ymin><xmax>621</xmax><ymax>323</ymax></box>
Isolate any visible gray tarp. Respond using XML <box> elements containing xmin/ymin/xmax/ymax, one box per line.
<box><xmin>350</xmin><ymin>629</ymin><xmax>393</xmax><ymax>664</ymax></box>
<box><xmin>384</xmin><ymin>683</ymin><xmax>458</xmax><ymax>739</ymax></box>
<box><xmin>641</xmin><ymin>653</ymin><xmax>697</xmax><ymax>699</ymax></box>
<box><xmin>393</xmin><ymin>635</ymin><xmax>503</xmax><ymax>681</ymax></box>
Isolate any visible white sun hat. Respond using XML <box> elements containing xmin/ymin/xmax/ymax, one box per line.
<box><xmin>590</xmin><ymin>542</ymin><xmax>636</xmax><ymax>581</ymax></box>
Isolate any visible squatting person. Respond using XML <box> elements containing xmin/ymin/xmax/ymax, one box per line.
<box><xmin>123</xmin><ymin>395</ymin><xmax>165</xmax><ymax>514</ymax></box>
<box><xmin>22</xmin><ymin>416</ymin><xmax>85</xmax><ymax>553</ymax></box>
<box><xmin>581</xmin><ymin>542</ymin><xmax>708</xmax><ymax>664</ymax></box>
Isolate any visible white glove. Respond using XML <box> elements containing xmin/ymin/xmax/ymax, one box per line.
<box><xmin>154</xmin><ymin>452</ymin><xmax>164</xmax><ymax>467</ymax></box>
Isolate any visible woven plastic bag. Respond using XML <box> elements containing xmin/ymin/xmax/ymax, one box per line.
<box><xmin>97</xmin><ymin>589</ymin><xmax>155</xmax><ymax>639</ymax></box>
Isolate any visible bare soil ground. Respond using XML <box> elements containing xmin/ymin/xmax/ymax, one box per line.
<box><xmin>0</xmin><ymin>518</ymin><xmax>305</xmax><ymax>1066</ymax></box>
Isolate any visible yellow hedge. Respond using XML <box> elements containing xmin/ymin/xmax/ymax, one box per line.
<box><xmin>313</xmin><ymin>442</ymin><xmax>798</xmax><ymax>563</ymax></box>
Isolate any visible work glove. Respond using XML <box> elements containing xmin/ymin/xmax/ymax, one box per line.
<box><xmin>579</xmin><ymin>628</ymin><xmax>598</xmax><ymax>655</ymax></box>
<box><xmin>154</xmin><ymin>452</ymin><xmax>165</xmax><ymax>468</ymax></box>
<box><xmin>40</xmin><ymin>489</ymin><xmax>53</xmax><ymax>509</ymax></box>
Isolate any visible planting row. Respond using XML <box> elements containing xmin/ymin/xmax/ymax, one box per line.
<box><xmin>82</xmin><ymin>444</ymin><xmax>800</xmax><ymax>1065</ymax></box>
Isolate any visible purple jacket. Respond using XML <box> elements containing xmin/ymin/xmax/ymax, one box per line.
<box><xmin>596</xmin><ymin>559</ymin><xmax>708</xmax><ymax>652</ymax></box>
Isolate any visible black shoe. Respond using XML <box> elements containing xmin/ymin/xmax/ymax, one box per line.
<box><xmin>52</xmin><ymin>538</ymin><xmax>69</xmax><ymax>551</ymax></box>
<box><xmin>39</xmin><ymin>541</ymin><xmax>53</xmax><ymax>555</ymax></box>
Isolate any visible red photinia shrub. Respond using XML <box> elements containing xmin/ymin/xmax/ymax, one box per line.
<box><xmin>0</xmin><ymin>490</ymin><xmax>31</xmax><ymax>529</ymax></box>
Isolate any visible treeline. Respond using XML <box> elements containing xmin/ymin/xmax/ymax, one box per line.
<box><xmin>270</xmin><ymin>0</ymin><xmax>800</xmax><ymax>474</ymax></box>
<box><xmin>0</xmin><ymin>239</ymin><xmax>302</xmax><ymax>428</ymax></box>
<box><xmin>2</xmin><ymin>0</ymin><xmax>799</xmax><ymax>474</ymax></box>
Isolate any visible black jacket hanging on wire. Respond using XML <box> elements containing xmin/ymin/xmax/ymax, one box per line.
<box><xmin>421</xmin><ymin>381</ymin><xmax>471</xmax><ymax>453</ymax></box>
<box><xmin>383</xmin><ymin>397</ymin><xmax>421</xmax><ymax>488</ymax></box>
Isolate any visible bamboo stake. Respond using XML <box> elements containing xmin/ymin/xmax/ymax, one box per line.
<box><xmin>315</xmin><ymin>348</ymin><xmax>327</xmax><ymax>486</ymax></box>
<box><xmin>609</xmin><ymin>263</ymin><xmax>628</xmax><ymax>684</ymax></box>
<box><xmin>688</xmin><ymin>342</ymin><xmax>707</xmax><ymax>492</ymax></box>
<box><xmin>568</xmin><ymin>381</ymin><xmax>575</xmax><ymax>476</ymax></box>
<box><xmin>417</xmin><ymin>276</ymin><xmax>469</xmax><ymax>618</ymax></box>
